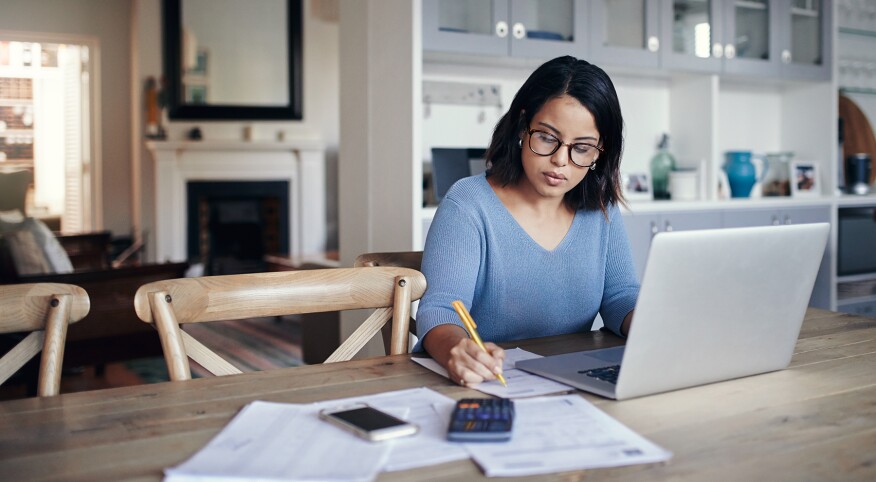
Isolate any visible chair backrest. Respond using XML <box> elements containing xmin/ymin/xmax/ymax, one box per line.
<box><xmin>354</xmin><ymin>251</ymin><xmax>424</xmax><ymax>352</ymax></box>
<box><xmin>0</xmin><ymin>283</ymin><xmax>90</xmax><ymax>396</ymax></box>
<box><xmin>133</xmin><ymin>266</ymin><xmax>427</xmax><ymax>381</ymax></box>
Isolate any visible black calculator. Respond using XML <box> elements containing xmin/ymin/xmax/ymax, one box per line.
<box><xmin>447</xmin><ymin>398</ymin><xmax>514</xmax><ymax>442</ymax></box>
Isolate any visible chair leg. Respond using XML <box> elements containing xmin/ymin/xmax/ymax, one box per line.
<box><xmin>94</xmin><ymin>364</ymin><xmax>106</xmax><ymax>377</ymax></box>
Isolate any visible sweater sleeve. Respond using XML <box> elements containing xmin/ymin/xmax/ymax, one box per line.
<box><xmin>600</xmin><ymin>205</ymin><xmax>640</xmax><ymax>336</ymax></box>
<box><xmin>413</xmin><ymin>197</ymin><xmax>484</xmax><ymax>351</ymax></box>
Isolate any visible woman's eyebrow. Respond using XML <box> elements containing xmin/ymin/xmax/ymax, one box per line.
<box><xmin>535</xmin><ymin>121</ymin><xmax>599</xmax><ymax>142</ymax></box>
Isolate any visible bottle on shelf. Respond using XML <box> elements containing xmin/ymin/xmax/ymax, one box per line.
<box><xmin>650</xmin><ymin>133</ymin><xmax>676</xmax><ymax>200</ymax></box>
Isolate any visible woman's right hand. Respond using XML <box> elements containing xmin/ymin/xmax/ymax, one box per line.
<box><xmin>423</xmin><ymin>324</ymin><xmax>505</xmax><ymax>386</ymax></box>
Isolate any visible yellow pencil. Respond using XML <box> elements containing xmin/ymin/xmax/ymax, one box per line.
<box><xmin>451</xmin><ymin>300</ymin><xmax>507</xmax><ymax>386</ymax></box>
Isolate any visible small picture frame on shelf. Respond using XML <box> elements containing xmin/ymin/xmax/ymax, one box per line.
<box><xmin>790</xmin><ymin>161</ymin><xmax>820</xmax><ymax>198</ymax></box>
<box><xmin>622</xmin><ymin>172</ymin><xmax>652</xmax><ymax>201</ymax></box>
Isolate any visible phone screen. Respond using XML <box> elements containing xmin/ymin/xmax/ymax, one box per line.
<box><xmin>329</xmin><ymin>407</ymin><xmax>407</xmax><ymax>431</ymax></box>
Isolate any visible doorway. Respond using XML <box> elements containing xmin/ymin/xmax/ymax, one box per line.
<box><xmin>0</xmin><ymin>33</ymin><xmax>97</xmax><ymax>232</ymax></box>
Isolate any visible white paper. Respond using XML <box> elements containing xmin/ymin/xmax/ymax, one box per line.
<box><xmin>313</xmin><ymin>387</ymin><xmax>470</xmax><ymax>472</ymax></box>
<box><xmin>463</xmin><ymin>394</ymin><xmax>672</xmax><ymax>477</ymax></box>
<box><xmin>164</xmin><ymin>388</ymin><xmax>469</xmax><ymax>481</ymax></box>
<box><xmin>164</xmin><ymin>400</ymin><xmax>388</xmax><ymax>482</ymax></box>
<box><xmin>412</xmin><ymin>348</ymin><xmax>574</xmax><ymax>398</ymax></box>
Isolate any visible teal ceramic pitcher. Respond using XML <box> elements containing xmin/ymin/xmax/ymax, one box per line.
<box><xmin>724</xmin><ymin>151</ymin><xmax>766</xmax><ymax>198</ymax></box>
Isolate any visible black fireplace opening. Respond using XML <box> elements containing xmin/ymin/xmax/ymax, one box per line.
<box><xmin>187</xmin><ymin>181</ymin><xmax>289</xmax><ymax>275</ymax></box>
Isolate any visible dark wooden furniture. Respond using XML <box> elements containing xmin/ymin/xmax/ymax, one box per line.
<box><xmin>1</xmin><ymin>308</ymin><xmax>874</xmax><ymax>480</ymax></box>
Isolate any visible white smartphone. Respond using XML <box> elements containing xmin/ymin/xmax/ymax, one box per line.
<box><xmin>319</xmin><ymin>403</ymin><xmax>419</xmax><ymax>442</ymax></box>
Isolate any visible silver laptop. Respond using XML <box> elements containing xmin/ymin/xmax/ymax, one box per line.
<box><xmin>516</xmin><ymin>223</ymin><xmax>830</xmax><ymax>400</ymax></box>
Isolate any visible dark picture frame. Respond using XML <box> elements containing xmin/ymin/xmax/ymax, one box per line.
<box><xmin>162</xmin><ymin>0</ymin><xmax>303</xmax><ymax>120</ymax></box>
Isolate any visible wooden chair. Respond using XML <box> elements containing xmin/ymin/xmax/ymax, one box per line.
<box><xmin>354</xmin><ymin>251</ymin><xmax>424</xmax><ymax>354</ymax></box>
<box><xmin>133</xmin><ymin>267</ymin><xmax>427</xmax><ymax>381</ymax></box>
<box><xmin>0</xmin><ymin>283</ymin><xmax>90</xmax><ymax>396</ymax></box>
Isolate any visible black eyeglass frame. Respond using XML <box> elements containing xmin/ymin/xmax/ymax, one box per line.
<box><xmin>526</xmin><ymin>128</ymin><xmax>604</xmax><ymax>168</ymax></box>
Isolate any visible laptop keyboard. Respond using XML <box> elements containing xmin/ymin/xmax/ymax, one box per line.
<box><xmin>579</xmin><ymin>365</ymin><xmax>621</xmax><ymax>384</ymax></box>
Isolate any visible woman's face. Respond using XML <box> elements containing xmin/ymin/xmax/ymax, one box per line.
<box><xmin>518</xmin><ymin>94</ymin><xmax>600</xmax><ymax>202</ymax></box>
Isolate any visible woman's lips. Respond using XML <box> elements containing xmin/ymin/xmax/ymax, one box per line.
<box><xmin>543</xmin><ymin>171</ymin><xmax>566</xmax><ymax>187</ymax></box>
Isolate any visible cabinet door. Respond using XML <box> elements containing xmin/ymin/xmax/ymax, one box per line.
<box><xmin>782</xmin><ymin>205</ymin><xmax>831</xmax><ymax>309</ymax></box>
<box><xmin>423</xmin><ymin>0</ymin><xmax>510</xmax><ymax>56</ymax></box>
<box><xmin>722</xmin><ymin>205</ymin><xmax>831</xmax><ymax>309</ymax></box>
<box><xmin>722</xmin><ymin>0</ymin><xmax>782</xmax><ymax>77</ymax></box>
<box><xmin>589</xmin><ymin>0</ymin><xmax>660</xmax><ymax>67</ymax></box>
<box><xmin>622</xmin><ymin>210</ymin><xmax>723</xmax><ymax>280</ymax></box>
<box><xmin>722</xmin><ymin>207</ymin><xmax>782</xmax><ymax>227</ymax></box>
<box><xmin>622</xmin><ymin>212</ymin><xmax>661</xmax><ymax>281</ymax></box>
<box><xmin>509</xmin><ymin>0</ymin><xmax>588</xmax><ymax>58</ymax></box>
<box><xmin>778</xmin><ymin>0</ymin><xmax>832</xmax><ymax>81</ymax></box>
<box><xmin>660</xmin><ymin>0</ymin><xmax>724</xmax><ymax>72</ymax></box>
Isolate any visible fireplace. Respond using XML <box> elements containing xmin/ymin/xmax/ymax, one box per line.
<box><xmin>187</xmin><ymin>181</ymin><xmax>289</xmax><ymax>275</ymax></box>
<box><xmin>146</xmin><ymin>139</ymin><xmax>326</xmax><ymax>264</ymax></box>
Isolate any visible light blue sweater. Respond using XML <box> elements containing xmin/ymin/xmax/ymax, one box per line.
<box><xmin>415</xmin><ymin>174</ymin><xmax>639</xmax><ymax>350</ymax></box>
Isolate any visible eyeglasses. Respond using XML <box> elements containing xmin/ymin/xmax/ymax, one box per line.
<box><xmin>527</xmin><ymin>129</ymin><xmax>603</xmax><ymax>168</ymax></box>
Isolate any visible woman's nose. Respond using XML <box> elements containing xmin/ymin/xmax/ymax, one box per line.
<box><xmin>551</xmin><ymin>145</ymin><xmax>569</xmax><ymax>167</ymax></box>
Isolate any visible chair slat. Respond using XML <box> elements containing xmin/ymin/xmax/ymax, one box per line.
<box><xmin>0</xmin><ymin>332</ymin><xmax>44</xmax><ymax>386</ymax></box>
<box><xmin>181</xmin><ymin>331</ymin><xmax>243</xmax><ymax>377</ymax></box>
<box><xmin>324</xmin><ymin>308</ymin><xmax>392</xmax><ymax>364</ymax></box>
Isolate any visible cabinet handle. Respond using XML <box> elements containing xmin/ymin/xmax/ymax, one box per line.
<box><xmin>723</xmin><ymin>43</ymin><xmax>734</xmax><ymax>59</ymax></box>
<box><xmin>647</xmin><ymin>36</ymin><xmax>659</xmax><ymax>52</ymax></box>
<box><xmin>781</xmin><ymin>49</ymin><xmax>792</xmax><ymax>64</ymax></box>
<box><xmin>713</xmin><ymin>43</ymin><xmax>725</xmax><ymax>59</ymax></box>
<box><xmin>664</xmin><ymin>220</ymin><xmax>673</xmax><ymax>232</ymax></box>
<box><xmin>771</xmin><ymin>215</ymin><xmax>780</xmax><ymax>226</ymax></box>
<box><xmin>650</xmin><ymin>221</ymin><xmax>659</xmax><ymax>239</ymax></box>
<box><xmin>784</xmin><ymin>215</ymin><xmax>792</xmax><ymax>225</ymax></box>
<box><xmin>512</xmin><ymin>22</ymin><xmax>526</xmax><ymax>39</ymax></box>
<box><xmin>496</xmin><ymin>21</ymin><xmax>509</xmax><ymax>38</ymax></box>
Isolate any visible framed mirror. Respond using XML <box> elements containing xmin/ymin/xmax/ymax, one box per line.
<box><xmin>162</xmin><ymin>0</ymin><xmax>302</xmax><ymax>120</ymax></box>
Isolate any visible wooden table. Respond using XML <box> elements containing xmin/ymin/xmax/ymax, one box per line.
<box><xmin>1</xmin><ymin>308</ymin><xmax>874</xmax><ymax>481</ymax></box>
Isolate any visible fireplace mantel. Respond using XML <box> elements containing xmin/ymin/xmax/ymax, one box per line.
<box><xmin>146</xmin><ymin>139</ymin><xmax>326</xmax><ymax>263</ymax></box>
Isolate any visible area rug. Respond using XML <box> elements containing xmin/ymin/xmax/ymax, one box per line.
<box><xmin>124</xmin><ymin>315</ymin><xmax>304</xmax><ymax>382</ymax></box>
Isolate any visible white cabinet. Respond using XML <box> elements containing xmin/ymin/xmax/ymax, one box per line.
<box><xmin>720</xmin><ymin>204</ymin><xmax>832</xmax><ymax>309</ymax></box>
<box><xmin>661</xmin><ymin>0</ymin><xmax>832</xmax><ymax>81</ymax></box>
<box><xmin>622</xmin><ymin>209</ymin><xmax>723</xmax><ymax>280</ymax></box>
<box><xmin>623</xmin><ymin>204</ymin><xmax>831</xmax><ymax>309</ymax></box>
<box><xmin>422</xmin><ymin>0</ymin><xmax>588</xmax><ymax>59</ymax></box>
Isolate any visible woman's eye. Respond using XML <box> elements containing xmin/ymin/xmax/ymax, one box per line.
<box><xmin>573</xmin><ymin>144</ymin><xmax>593</xmax><ymax>154</ymax></box>
<box><xmin>536</xmin><ymin>132</ymin><xmax>558</xmax><ymax>144</ymax></box>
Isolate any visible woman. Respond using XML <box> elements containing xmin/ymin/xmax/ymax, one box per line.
<box><xmin>415</xmin><ymin>56</ymin><xmax>640</xmax><ymax>387</ymax></box>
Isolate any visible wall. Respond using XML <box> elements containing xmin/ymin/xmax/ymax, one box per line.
<box><xmin>134</xmin><ymin>0</ymin><xmax>340</xmax><ymax>261</ymax></box>
<box><xmin>0</xmin><ymin>0</ymin><xmax>340</xmax><ymax>260</ymax></box>
<box><xmin>0</xmin><ymin>0</ymin><xmax>134</xmax><ymax>235</ymax></box>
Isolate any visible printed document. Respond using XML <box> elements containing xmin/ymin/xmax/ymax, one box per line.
<box><xmin>462</xmin><ymin>394</ymin><xmax>672</xmax><ymax>476</ymax></box>
<box><xmin>163</xmin><ymin>387</ymin><xmax>468</xmax><ymax>482</ymax></box>
<box><xmin>412</xmin><ymin>347</ymin><xmax>574</xmax><ymax>398</ymax></box>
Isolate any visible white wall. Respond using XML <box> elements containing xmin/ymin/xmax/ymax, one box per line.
<box><xmin>134</xmin><ymin>0</ymin><xmax>340</xmax><ymax>260</ymax></box>
<box><xmin>0</xmin><ymin>0</ymin><xmax>133</xmax><ymax>235</ymax></box>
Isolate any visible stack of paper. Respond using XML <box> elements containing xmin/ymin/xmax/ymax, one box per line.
<box><xmin>165</xmin><ymin>377</ymin><xmax>671</xmax><ymax>480</ymax></box>
<box><xmin>164</xmin><ymin>388</ymin><xmax>467</xmax><ymax>482</ymax></box>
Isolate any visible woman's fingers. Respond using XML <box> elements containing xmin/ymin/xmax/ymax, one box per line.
<box><xmin>449</xmin><ymin>339</ymin><xmax>505</xmax><ymax>386</ymax></box>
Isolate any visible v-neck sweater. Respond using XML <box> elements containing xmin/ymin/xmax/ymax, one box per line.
<box><xmin>414</xmin><ymin>174</ymin><xmax>639</xmax><ymax>349</ymax></box>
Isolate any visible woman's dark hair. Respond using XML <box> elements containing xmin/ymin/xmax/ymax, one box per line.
<box><xmin>485</xmin><ymin>56</ymin><xmax>626</xmax><ymax>215</ymax></box>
